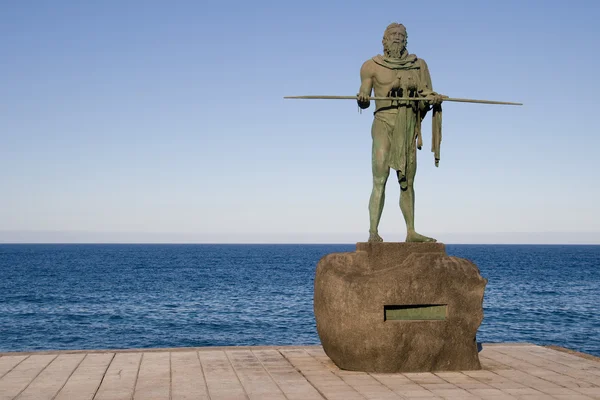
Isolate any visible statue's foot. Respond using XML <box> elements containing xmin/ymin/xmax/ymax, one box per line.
<box><xmin>406</xmin><ymin>231</ymin><xmax>437</xmax><ymax>243</ymax></box>
<box><xmin>368</xmin><ymin>232</ymin><xmax>384</xmax><ymax>243</ymax></box>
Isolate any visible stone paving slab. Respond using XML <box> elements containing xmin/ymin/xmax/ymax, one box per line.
<box><xmin>0</xmin><ymin>344</ymin><xmax>598</xmax><ymax>399</ymax></box>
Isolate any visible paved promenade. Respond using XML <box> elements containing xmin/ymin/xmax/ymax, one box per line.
<box><xmin>0</xmin><ymin>343</ymin><xmax>599</xmax><ymax>399</ymax></box>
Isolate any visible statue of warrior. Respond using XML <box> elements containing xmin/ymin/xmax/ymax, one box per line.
<box><xmin>357</xmin><ymin>23</ymin><xmax>444</xmax><ymax>243</ymax></box>
<box><xmin>284</xmin><ymin>24</ymin><xmax>520</xmax><ymax>243</ymax></box>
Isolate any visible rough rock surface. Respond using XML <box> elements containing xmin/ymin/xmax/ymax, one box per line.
<box><xmin>313</xmin><ymin>242</ymin><xmax>487</xmax><ymax>373</ymax></box>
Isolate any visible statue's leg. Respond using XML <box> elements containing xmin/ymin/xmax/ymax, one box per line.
<box><xmin>400</xmin><ymin>132</ymin><xmax>436</xmax><ymax>243</ymax></box>
<box><xmin>368</xmin><ymin>118</ymin><xmax>391</xmax><ymax>243</ymax></box>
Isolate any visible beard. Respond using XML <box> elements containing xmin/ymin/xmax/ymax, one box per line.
<box><xmin>383</xmin><ymin>40</ymin><xmax>405</xmax><ymax>59</ymax></box>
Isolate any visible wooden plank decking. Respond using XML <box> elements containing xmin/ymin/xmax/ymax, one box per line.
<box><xmin>0</xmin><ymin>344</ymin><xmax>599</xmax><ymax>399</ymax></box>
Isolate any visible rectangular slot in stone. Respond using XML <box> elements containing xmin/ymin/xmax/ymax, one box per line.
<box><xmin>384</xmin><ymin>304</ymin><xmax>447</xmax><ymax>321</ymax></box>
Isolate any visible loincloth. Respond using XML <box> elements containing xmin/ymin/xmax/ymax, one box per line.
<box><xmin>373</xmin><ymin>109</ymin><xmax>418</xmax><ymax>176</ymax></box>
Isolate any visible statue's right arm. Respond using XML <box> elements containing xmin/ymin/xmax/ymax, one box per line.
<box><xmin>357</xmin><ymin>61</ymin><xmax>374</xmax><ymax>109</ymax></box>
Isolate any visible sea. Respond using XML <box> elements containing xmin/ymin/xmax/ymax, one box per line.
<box><xmin>0</xmin><ymin>244</ymin><xmax>599</xmax><ymax>356</ymax></box>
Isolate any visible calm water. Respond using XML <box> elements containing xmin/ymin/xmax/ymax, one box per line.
<box><xmin>0</xmin><ymin>244</ymin><xmax>599</xmax><ymax>356</ymax></box>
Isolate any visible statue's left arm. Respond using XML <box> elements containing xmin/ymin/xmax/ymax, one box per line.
<box><xmin>417</xmin><ymin>59</ymin><xmax>443</xmax><ymax>166</ymax></box>
<box><xmin>417</xmin><ymin>59</ymin><xmax>442</xmax><ymax>115</ymax></box>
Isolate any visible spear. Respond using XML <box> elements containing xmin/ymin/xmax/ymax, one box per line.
<box><xmin>284</xmin><ymin>95</ymin><xmax>522</xmax><ymax>106</ymax></box>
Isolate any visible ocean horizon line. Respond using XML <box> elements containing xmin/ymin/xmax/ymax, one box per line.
<box><xmin>1</xmin><ymin>242</ymin><xmax>600</xmax><ymax>246</ymax></box>
<box><xmin>1</xmin><ymin>229</ymin><xmax>600</xmax><ymax>245</ymax></box>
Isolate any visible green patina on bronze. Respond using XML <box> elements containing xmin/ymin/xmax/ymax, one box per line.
<box><xmin>384</xmin><ymin>304</ymin><xmax>447</xmax><ymax>321</ymax></box>
<box><xmin>358</xmin><ymin>23</ymin><xmax>441</xmax><ymax>244</ymax></box>
<box><xmin>284</xmin><ymin>22</ymin><xmax>521</xmax><ymax>244</ymax></box>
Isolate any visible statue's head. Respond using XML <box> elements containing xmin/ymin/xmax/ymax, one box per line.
<box><xmin>382</xmin><ymin>23</ymin><xmax>407</xmax><ymax>58</ymax></box>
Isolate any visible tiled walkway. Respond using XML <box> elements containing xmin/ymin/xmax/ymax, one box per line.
<box><xmin>0</xmin><ymin>344</ymin><xmax>599</xmax><ymax>399</ymax></box>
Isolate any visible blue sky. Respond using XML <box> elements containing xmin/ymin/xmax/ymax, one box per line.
<box><xmin>1</xmin><ymin>0</ymin><xmax>599</xmax><ymax>243</ymax></box>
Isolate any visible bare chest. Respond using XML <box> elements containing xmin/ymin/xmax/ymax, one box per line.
<box><xmin>373</xmin><ymin>67</ymin><xmax>421</xmax><ymax>91</ymax></box>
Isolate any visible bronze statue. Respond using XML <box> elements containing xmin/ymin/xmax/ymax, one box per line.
<box><xmin>285</xmin><ymin>23</ymin><xmax>521</xmax><ymax>243</ymax></box>
<box><xmin>357</xmin><ymin>23</ymin><xmax>442</xmax><ymax>243</ymax></box>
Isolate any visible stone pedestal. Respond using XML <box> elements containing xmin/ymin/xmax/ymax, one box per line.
<box><xmin>313</xmin><ymin>242</ymin><xmax>487</xmax><ymax>373</ymax></box>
